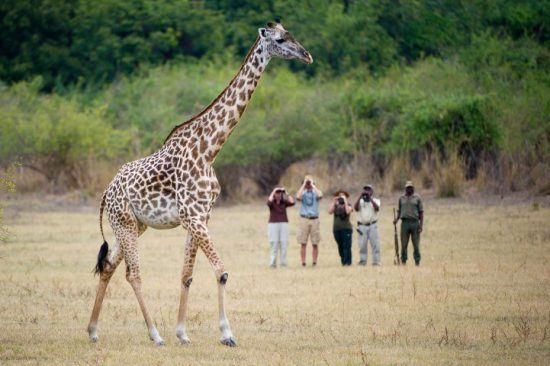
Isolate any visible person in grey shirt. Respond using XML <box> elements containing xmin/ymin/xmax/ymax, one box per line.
<box><xmin>296</xmin><ymin>175</ymin><xmax>323</xmax><ymax>266</ymax></box>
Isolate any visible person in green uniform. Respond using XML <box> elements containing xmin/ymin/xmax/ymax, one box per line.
<box><xmin>328</xmin><ymin>190</ymin><xmax>353</xmax><ymax>266</ymax></box>
<box><xmin>393</xmin><ymin>181</ymin><xmax>424</xmax><ymax>266</ymax></box>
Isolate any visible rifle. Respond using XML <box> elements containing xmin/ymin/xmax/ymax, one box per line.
<box><xmin>393</xmin><ymin>208</ymin><xmax>401</xmax><ymax>265</ymax></box>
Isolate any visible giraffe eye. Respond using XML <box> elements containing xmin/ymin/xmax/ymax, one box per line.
<box><xmin>275</xmin><ymin>39</ymin><xmax>285</xmax><ymax>44</ymax></box>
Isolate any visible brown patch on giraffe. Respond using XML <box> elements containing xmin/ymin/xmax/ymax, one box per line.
<box><xmin>199</xmin><ymin>137</ymin><xmax>208</xmax><ymax>153</ymax></box>
<box><xmin>237</xmin><ymin>104</ymin><xmax>246</xmax><ymax>116</ymax></box>
<box><xmin>190</xmin><ymin>146</ymin><xmax>199</xmax><ymax>160</ymax></box>
<box><xmin>227</xmin><ymin>118</ymin><xmax>237</xmax><ymax>129</ymax></box>
<box><xmin>197</xmin><ymin>180</ymin><xmax>209</xmax><ymax>189</ymax></box>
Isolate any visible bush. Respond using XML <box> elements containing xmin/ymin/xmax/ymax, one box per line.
<box><xmin>435</xmin><ymin>154</ymin><xmax>465</xmax><ymax>198</ymax></box>
<box><xmin>0</xmin><ymin>164</ymin><xmax>16</xmax><ymax>241</ymax></box>
<box><xmin>0</xmin><ymin>79</ymin><xmax>131</xmax><ymax>189</ymax></box>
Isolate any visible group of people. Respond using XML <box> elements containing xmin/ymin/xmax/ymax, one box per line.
<box><xmin>266</xmin><ymin>175</ymin><xmax>424</xmax><ymax>268</ymax></box>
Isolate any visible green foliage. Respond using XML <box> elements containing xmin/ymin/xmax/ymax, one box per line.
<box><xmin>3</xmin><ymin>0</ymin><xmax>548</xmax><ymax>88</ymax></box>
<box><xmin>394</xmin><ymin>94</ymin><xmax>498</xmax><ymax>155</ymax></box>
<box><xmin>0</xmin><ymin>164</ymin><xmax>17</xmax><ymax>242</ymax></box>
<box><xmin>85</xmin><ymin>61</ymin><xmax>344</xmax><ymax>167</ymax></box>
<box><xmin>0</xmin><ymin>0</ymin><xmax>226</xmax><ymax>89</ymax></box>
<box><xmin>0</xmin><ymin>0</ymin><xmax>548</xmax><ymax>192</ymax></box>
<box><xmin>0</xmin><ymin>79</ymin><xmax>131</xmax><ymax>187</ymax></box>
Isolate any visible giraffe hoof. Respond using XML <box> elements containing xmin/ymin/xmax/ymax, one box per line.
<box><xmin>154</xmin><ymin>339</ymin><xmax>166</xmax><ymax>347</ymax></box>
<box><xmin>179</xmin><ymin>337</ymin><xmax>191</xmax><ymax>346</ymax></box>
<box><xmin>90</xmin><ymin>334</ymin><xmax>99</xmax><ymax>343</ymax></box>
<box><xmin>220</xmin><ymin>337</ymin><xmax>237</xmax><ymax>347</ymax></box>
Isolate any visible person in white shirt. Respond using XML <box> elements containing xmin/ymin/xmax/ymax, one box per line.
<box><xmin>353</xmin><ymin>184</ymin><xmax>381</xmax><ymax>266</ymax></box>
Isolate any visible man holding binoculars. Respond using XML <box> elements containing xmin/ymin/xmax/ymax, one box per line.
<box><xmin>296</xmin><ymin>175</ymin><xmax>323</xmax><ymax>266</ymax></box>
<box><xmin>354</xmin><ymin>184</ymin><xmax>381</xmax><ymax>266</ymax></box>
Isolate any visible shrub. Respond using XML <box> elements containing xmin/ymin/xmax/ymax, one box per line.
<box><xmin>435</xmin><ymin>153</ymin><xmax>465</xmax><ymax>198</ymax></box>
<box><xmin>0</xmin><ymin>164</ymin><xmax>17</xmax><ymax>241</ymax></box>
<box><xmin>0</xmin><ymin>79</ymin><xmax>131</xmax><ymax>189</ymax></box>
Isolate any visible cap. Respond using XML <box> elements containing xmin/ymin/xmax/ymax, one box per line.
<box><xmin>405</xmin><ymin>181</ymin><xmax>414</xmax><ymax>188</ymax></box>
<box><xmin>363</xmin><ymin>184</ymin><xmax>373</xmax><ymax>190</ymax></box>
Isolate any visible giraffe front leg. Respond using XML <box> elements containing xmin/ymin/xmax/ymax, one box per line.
<box><xmin>217</xmin><ymin>273</ymin><xmax>236</xmax><ymax>347</ymax></box>
<box><xmin>176</xmin><ymin>234</ymin><xmax>198</xmax><ymax>345</ymax></box>
<box><xmin>188</xmin><ymin>220</ymin><xmax>236</xmax><ymax>347</ymax></box>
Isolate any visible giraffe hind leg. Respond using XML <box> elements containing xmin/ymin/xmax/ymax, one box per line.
<box><xmin>87</xmin><ymin>244</ymin><xmax>123</xmax><ymax>342</ymax></box>
<box><xmin>176</xmin><ymin>234</ymin><xmax>198</xmax><ymax>345</ymax></box>
<box><xmin>117</xmin><ymin>217</ymin><xmax>165</xmax><ymax>346</ymax></box>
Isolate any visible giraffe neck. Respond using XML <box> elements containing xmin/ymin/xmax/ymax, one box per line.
<box><xmin>165</xmin><ymin>37</ymin><xmax>270</xmax><ymax>163</ymax></box>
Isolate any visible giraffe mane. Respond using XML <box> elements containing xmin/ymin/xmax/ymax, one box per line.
<box><xmin>163</xmin><ymin>36</ymin><xmax>262</xmax><ymax>145</ymax></box>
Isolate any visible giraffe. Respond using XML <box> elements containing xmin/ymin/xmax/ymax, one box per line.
<box><xmin>87</xmin><ymin>20</ymin><xmax>312</xmax><ymax>347</ymax></box>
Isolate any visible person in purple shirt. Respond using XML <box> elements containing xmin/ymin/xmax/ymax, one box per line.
<box><xmin>267</xmin><ymin>187</ymin><xmax>295</xmax><ymax>268</ymax></box>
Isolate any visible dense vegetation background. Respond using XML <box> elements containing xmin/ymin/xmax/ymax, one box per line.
<box><xmin>0</xmin><ymin>0</ymin><xmax>548</xmax><ymax>197</ymax></box>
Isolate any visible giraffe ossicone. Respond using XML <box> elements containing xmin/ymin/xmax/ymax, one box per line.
<box><xmin>87</xmin><ymin>21</ymin><xmax>312</xmax><ymax>347</ymax></box>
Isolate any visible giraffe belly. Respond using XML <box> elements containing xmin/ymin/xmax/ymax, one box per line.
<box><xmin>132</xmin><ymin>201</ymin><xmax>180</xmax><ymax>230</ymax></box>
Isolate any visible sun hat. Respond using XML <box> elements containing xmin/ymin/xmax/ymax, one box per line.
<box><xmin>333</xmin><ymin>190</ymin><xmax>350</xmax><ymax>198</ymax></box>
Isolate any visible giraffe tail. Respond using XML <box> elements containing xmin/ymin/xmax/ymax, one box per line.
<box><xmin>94</xmin><ymin>191</ymin><xmax>109</xmax><ymax>275</ymax></box>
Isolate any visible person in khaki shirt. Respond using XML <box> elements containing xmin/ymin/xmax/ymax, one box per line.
<box><xmin>353</xmin><ymin>184</ymin><xmax>381</xmax><ymax>266</ymax></box>
<box><xmin>393</xmin><ymin>181</ymin><xmax>424</xmax><ymax>266</ymax></box>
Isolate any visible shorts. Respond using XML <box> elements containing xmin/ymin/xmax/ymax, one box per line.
<box><xmin>297</xmin><ymin>217</ymin><xmax>320</xmax><ymax>245</ymax></box>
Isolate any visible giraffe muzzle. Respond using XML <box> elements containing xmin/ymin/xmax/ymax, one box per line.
<box><xmin>302</xmin><ymin>50</ymin><xmax>313</xmax><ymax>64</ymax></box>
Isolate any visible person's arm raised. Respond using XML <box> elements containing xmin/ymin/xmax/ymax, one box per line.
<box><xmin>312</xmin><ymin>183</ymin><xmax>323</xmax><ymax>199</ymax></box>
<box><xmin>267</xmin><ymin>188</ymin><xmax>277</xmax><ymax>203</ymax></box>
<box><xmin>343</xmin><ymin>196</ymin><xmax>353</xmax><ymax>214</ymax></box>
<box><xmin>328</xmin><ymin>197</ymin><xmax>337</xmax><ymax>214</ymax></box>
<box><xmin>296</xmin><ymin>182</ymin><xmax>305</xmax><ymax>201</ymax></box>
<box><xmin>354</xmin><ymin>194</ymin><xmax>361</xmax><ymax>212</ymax></box>
<box><xmin>371</xmin><ymin>197</ymin><xmax>380</xmax><ymax>212</ymax></box>
<box><xmin>286</xmin><ymin>194</ymin><xmax>295</xmax><ymax>206</ymax></box>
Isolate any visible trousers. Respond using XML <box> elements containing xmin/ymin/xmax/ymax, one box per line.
<box><xmin>401</xmin><ymin>219</ymin><xmax>421</xmax><ymax>264</ymax></box>
<box><xmin>357</xmin><ymin>223</ymin><xmax>381</xmax><ymax>265</ymax></box>
<box><xmin>333</xmin><ymin>229</ymin><xmax>352</xmax><ymax>265</ymax></box>
<box><xmin>268</xmin><ymin>222</ymin><xmax>289</xmax><ymax>266</ymax></box>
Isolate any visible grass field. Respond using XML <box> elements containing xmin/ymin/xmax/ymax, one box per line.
<box><xmin>1</xmin><ymin>196</ymin><xmax>549</xmax><ymax>365</ymax></box>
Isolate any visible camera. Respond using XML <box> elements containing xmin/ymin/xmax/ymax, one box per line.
<box><xmin>362</xmin><ymin>193</ymin><xmax>371</xmax><ymax>202</ymax></box>
<box><xmin>337</xmin><ymin>197</ymin><xmax>345</xmax><ymax>205</ymax></box>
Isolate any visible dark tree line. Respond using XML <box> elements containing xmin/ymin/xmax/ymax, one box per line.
<box><xmin>1</xmin><ymin>0</ymin><xmax>547</xmax><ymax>90</ymax></box>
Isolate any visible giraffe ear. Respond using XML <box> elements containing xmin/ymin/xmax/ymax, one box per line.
<box><xmin>258</xmin><ymin>28</ymin><xmax>267</xmax><ymax>38</ymax></box>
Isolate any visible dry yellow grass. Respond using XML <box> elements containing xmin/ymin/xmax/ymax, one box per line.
<box><xmin>1</xmin><ymin>197</ymin><xmax>549</xmax><ymax>365</ymax></box>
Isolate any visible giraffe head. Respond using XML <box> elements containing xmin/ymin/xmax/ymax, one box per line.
<box><xmin>259</xmin><ymin>20</ymin><xmax>313</xmax><ymax>64</ymax></box>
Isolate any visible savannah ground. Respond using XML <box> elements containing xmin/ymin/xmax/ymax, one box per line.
<box><xmin>0</xmin><ymin>195</ymin><xmax>549</xmax><ymax>365</ymax></box>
